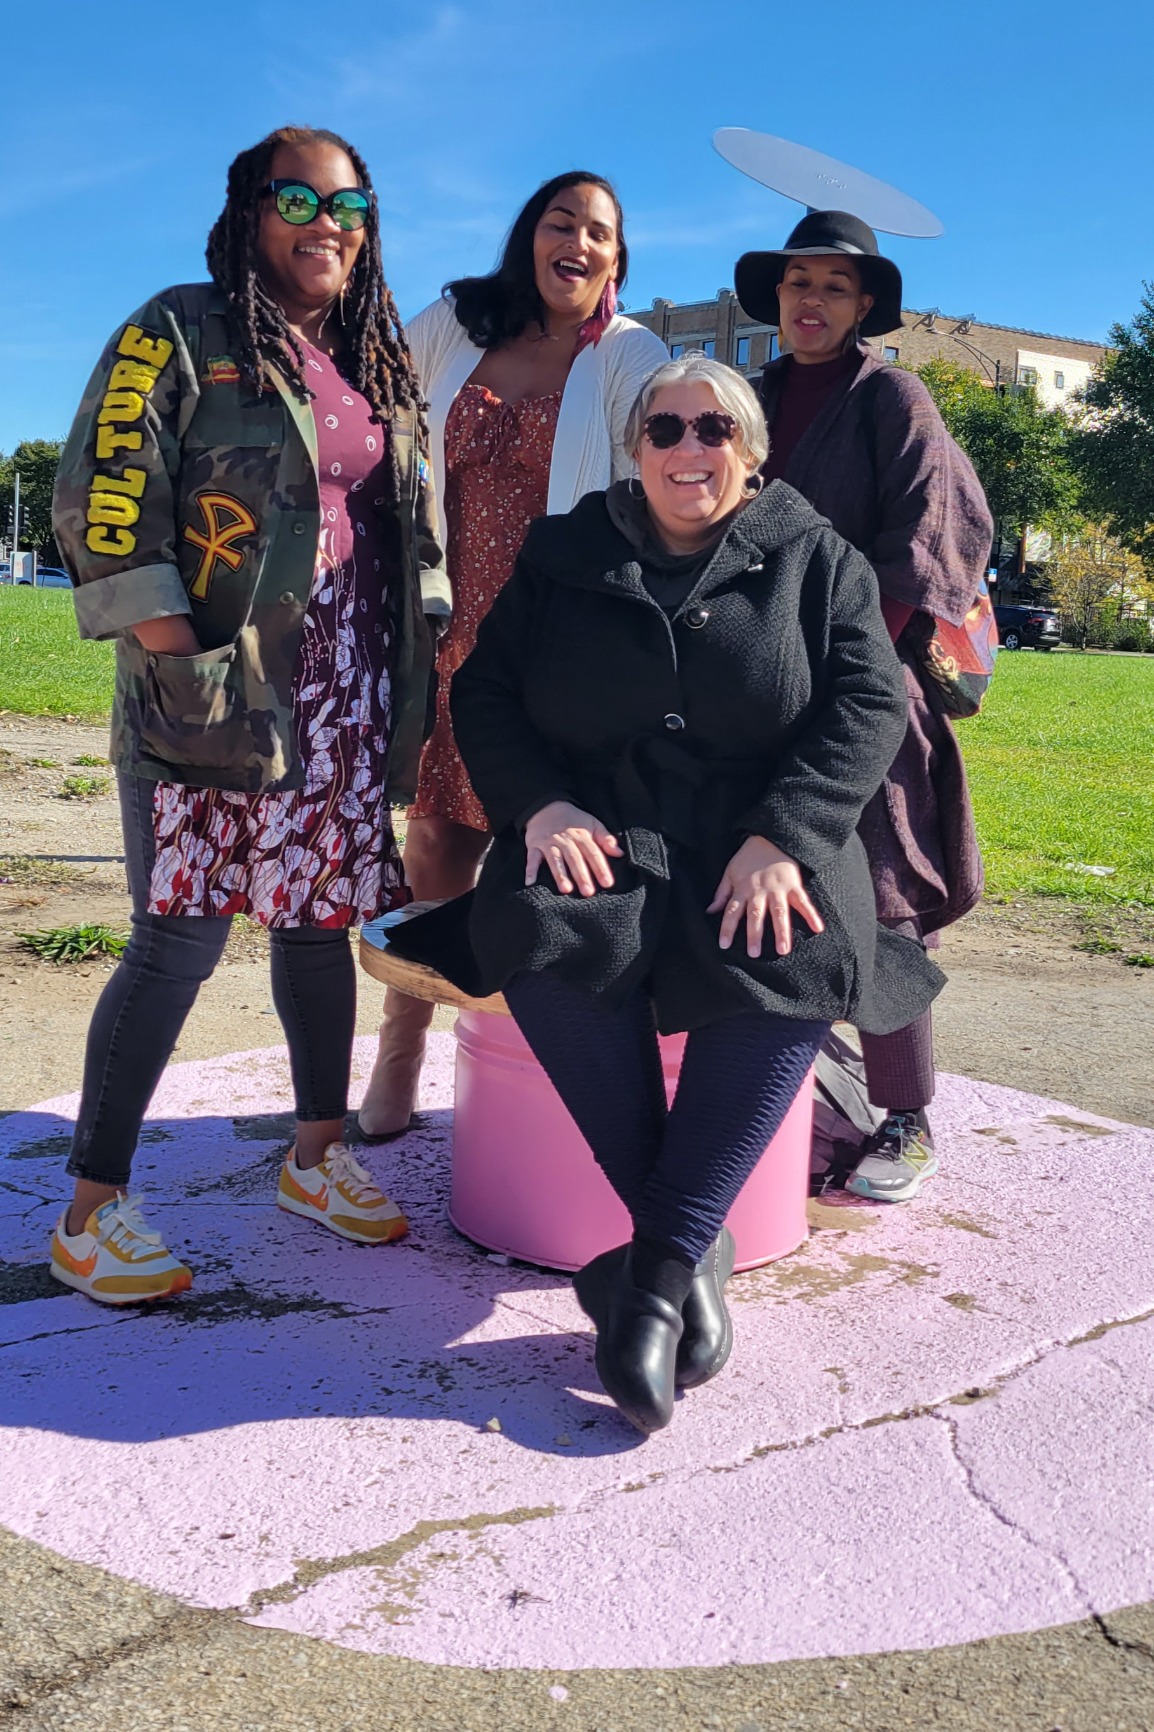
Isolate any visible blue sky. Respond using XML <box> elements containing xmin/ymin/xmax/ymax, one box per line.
<box><xmin>2</xmin><ymin>0</ymin><xmax>1151</xmax><ymax>450</ymax></box>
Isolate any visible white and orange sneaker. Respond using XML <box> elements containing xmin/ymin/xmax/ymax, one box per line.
<box><xmin>277</xmin><ymin>1143</ymin><xmax>408</xmax><ymax>1245</ymax></box>
<box><xmin>50</xmin><ymin>1194</ymin><xmax>193</xmax><ymax>1305</ymax></box>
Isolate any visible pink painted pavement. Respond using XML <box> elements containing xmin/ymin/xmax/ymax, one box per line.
<box><xmin>1</xmin><ymin>1033</ymin><xmax>1153</xmax><ymax>1670</ymax></box>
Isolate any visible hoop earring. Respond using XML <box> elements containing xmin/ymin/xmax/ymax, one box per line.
<box><xmin>628</xmin><ymin>476</ymin><xmax>645</xmax><ymax>500</ymax></box>
<box><xmin>744</xmin><ymin>472</ymin><xmax>764</xmax><ymax>497</ymax></box>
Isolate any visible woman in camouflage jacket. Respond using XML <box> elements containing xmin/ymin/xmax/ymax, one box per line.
<box><xmin>49</xmin><ymin>126</ymin><xmax>448</xmax><ymax>1306</ymax></box>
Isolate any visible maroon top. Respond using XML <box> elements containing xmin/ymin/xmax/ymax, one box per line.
<box><xmin>762</xmin><ymin>350</ymin><xmax>861</xmax><ymax>482</ymax></box>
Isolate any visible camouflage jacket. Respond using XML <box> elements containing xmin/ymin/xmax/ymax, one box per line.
<box><xmin>53</xmin><ymin>282</ymin><xmax>450</xmax><ymax>796</ymax></box>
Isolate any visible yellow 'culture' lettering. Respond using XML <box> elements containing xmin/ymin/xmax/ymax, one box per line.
<box><xmin>117</xmin><ymin>325</ymin><xmax>174</xmax><ymax>369</ymax></box>
<box><xmin>95</xmin><ymin>426</ymin><xmax>144</xmax><ymax>460</ymax></box>
<box><xmin>93</xmin><ymin>467</ymin><xmax>146</xmax><ymax>498</ymax></box>
<box><xmin>108</xmin><ymin>360</ymin><xmax>159</xmax><ymax>394</ymax></box>
<box><xmin>86</xmin><ymin>526</ymin><xmax>136</xmax><ymax>556</ymax></box>
<box><xmin>87</xmin><ymin>492</ymin><xmax>142</xmax><ymax>528</ymax></box>
<box><xmin>97</xmin><ymin>389</ymin><xmax>145</xmax><ymax>426</ymax></box>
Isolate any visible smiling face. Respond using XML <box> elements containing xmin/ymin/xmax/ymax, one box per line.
<box><xmin>532</xmin><ymin>182</ymin><xmax>620</xmax><ymax>328</ymax></box>
<box><xmin>256</xmin><ymin>139</ymin><xmax>366</xmax><ymax>325</ymax></box>
<box><xmin>776</xmin><ymin>254</ymin><xmax>874</xmax><ymax>364</ymax></box>
<box><xmin>637</xmin><ymin>380</ymin><xmax>756</xmax><ymax>553</ymax></box>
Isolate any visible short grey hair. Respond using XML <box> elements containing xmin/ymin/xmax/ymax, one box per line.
<box><xmin>623</xmin><ymin>351</ymin><xmax>769</xmax><ymax>469</ymax></box>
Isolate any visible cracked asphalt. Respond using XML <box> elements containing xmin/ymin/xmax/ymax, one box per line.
<box><xmin>4</xmin><ymin>720</ymin><xmax>1154</xmax><ymax>1727</ymax></box>
<box><xmin>3</xmin><ymin>1524</ymin><xmax>1154</xmax><ymax>1732</ymax></box>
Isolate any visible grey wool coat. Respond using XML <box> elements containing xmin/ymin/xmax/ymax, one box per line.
<box><xmin>392</xmin><ymin>482</ymin><xmax>944</xmax><ymax>1037</ymax></box>
<box><xmin>758</xmin><ymin>345</ymin><xmax>994</xmax><ymax>933</ymax></box>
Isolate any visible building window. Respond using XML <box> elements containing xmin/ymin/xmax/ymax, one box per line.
<box><xmin>1054</xmin><ymin>370</ymin><xmax>1065</xmax><ymax>389</ymax></box>
<box><xmin>700</xmin><ymin>339</ymin><xmax>715</xmax><ymax>358</ymax></box>
<box><xmin>670</xmin><ymin>343</ymin><xmax>685</xmax><ymax>359</ymax></box>
<box><xmin>1019</xmin><ymin>366</ymin><xmax>1038</xmax><ymax>386</ymax></box>
<box><xmin>768</xmin><ymin>332</ymin><xmax>780</xmax><ymax>361</ymax></box>
<box><xmin>883</xmin><ymin>345</ymin><xmax>900</xmax><ymax>363</ymax></box>
<box><xmin>736</xmin><ymin>335</ymin><xmax>751</xmax><ymax>367</ymax></box>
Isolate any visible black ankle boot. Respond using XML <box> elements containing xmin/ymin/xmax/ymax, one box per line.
<box><xmin>574</xmin><ymin>1246</ymin><xmax>682</xmax><ymax>1434</ymax></box>
<box><xmin>676</xmin><ymin>1227</ymin><xmax>736</xmax><ymax>1389</ymax></box>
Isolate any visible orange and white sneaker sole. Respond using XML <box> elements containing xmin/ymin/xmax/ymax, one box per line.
<box><xmin>277</xmin><ymin>1166</ymin><xmax>408</xmax><ymax>1246</ymax></box>
<box><xmin>49</xmin><ymin>1237</ymin><xmax>193</xmax><ymax>1306</ymax></box>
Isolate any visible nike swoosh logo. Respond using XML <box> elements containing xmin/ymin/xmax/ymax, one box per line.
<box><xmin>57</xmin><ymin>1244</ymin><xmax>98</xmax><ymax>1277</ymax></box>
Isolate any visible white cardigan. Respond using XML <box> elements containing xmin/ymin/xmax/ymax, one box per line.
<box><xmin>407</xmin><ymin>296</ymin><xmax>668</xmax><ymax>517</ymax></box>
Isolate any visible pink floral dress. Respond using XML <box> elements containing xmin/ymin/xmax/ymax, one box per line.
<box><xmin>409</xmin><ymin>383</ymin><xmax>561</xmax><ymax>833</ymax></box>
<box><xmin>147</xmin><ymin>345</ymin><xmax>408</xmax><ymax>928</ymax></box>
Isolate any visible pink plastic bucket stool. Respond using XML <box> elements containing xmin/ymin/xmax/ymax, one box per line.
<box><xmin>450</xmin><ymin>1007</ymin><xmax>813</xmax><ymax>1273</ymax></box>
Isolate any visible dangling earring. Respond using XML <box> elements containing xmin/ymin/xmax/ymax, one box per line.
<box><xmin>575</xmin><ymin>278</ymin><xmax>619</xmax><ymax>355</ymax></box>
<box><xmin>339</xmin><ymin>283</ymin><xmax>348</xmax><ymax>328</ymax></box>
<box><xmin>628</xmin><ymin>476</ymin><xmax>645</xmax><ymax>499</ymax></box>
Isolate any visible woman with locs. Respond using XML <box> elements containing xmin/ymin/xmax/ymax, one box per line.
<box><xmin>389</xmin><ymin>354</ymin><xmax>942</xmax><ymax>1431</ymax></box>
<box><xmin>357</xmin><ymin>171</ymin><xmax>666</xmax><ymax>1139</ymax></box>
<box><xmin>49</xmin><ymin>126</ymin><xmax>447</xmax><ymax>1304</ymax></box>
<box><xmin>734</xmin><ymin>210</ymin><xmax>994</xmax><ymax>1203</ymax></box>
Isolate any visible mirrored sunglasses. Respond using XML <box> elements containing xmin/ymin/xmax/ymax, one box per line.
<box><xmin>262</xmin><ymin>180</ymin><xmax>371</xmax><ymax>232</ymax></box>
<box><xmin>643</xmin><ymin>410</ymin><xmax>739</xmax><ymax>450</ymax></box>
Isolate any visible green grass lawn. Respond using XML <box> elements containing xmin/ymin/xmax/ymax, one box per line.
<box><xmin>960</xmin><ymin>651</ymin><xmax>1154</xmax><ymax>906</ymax></box>
<box><xmin>2</xmin><ymin>587</ymin><xmax>1151</xmax><ymax>908</ymax></box>
<box><xmin>0</xmin><ymin>587</ymin><xmax>114</xmax><ymax>720</ymax></box>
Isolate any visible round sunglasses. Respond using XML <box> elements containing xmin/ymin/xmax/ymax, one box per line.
<box><xmin>261</xmin><ymin>179</ymin><xmax>372</xmax><ymax>232</ymax></box>
<box><xmin>643</xmin><ymin>410</ymin><xmax>738</xmax><ymax>450</ymax></box>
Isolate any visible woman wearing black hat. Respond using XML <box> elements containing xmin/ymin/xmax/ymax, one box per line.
<box><xmin>734</xmin><ymin>211</ymin><xmax>993</xmax><ymax>1204</ymax></box>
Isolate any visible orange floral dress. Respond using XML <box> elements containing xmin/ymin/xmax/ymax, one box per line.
<box><xmin>409</xmin><ymin>383</ymin><xmax>561</xmax><ymax>832</ymax></box>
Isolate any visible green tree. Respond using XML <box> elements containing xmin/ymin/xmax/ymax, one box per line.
<box><xmin>1070</xmin><ymin>283</ymin><xmax>1154</xmax><ymax>567</ymax></box>
<box><xmin>911</xmin><ymin>356</ymin><xmax>989</xmax><ymax>434</ymax></box>
<box><xmin>0</xmin><ymin>439</ymin><xmax>65</xmax><ymax>563</ymax></box>
<box><xmin>914</xmin><ymin>360</ymin><xmax>1079</xmax><ymax>554</ymax></box>
<box><xmin>1047</xmin><ymin>523</ymin><xmax>1154</xmax><ymax>649</ymax></box>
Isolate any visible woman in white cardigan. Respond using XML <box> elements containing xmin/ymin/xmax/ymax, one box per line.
<box><xmin>360</xmin><ymin>171</ymin><xmax>667</xmax><ymax>1137</ymax></box>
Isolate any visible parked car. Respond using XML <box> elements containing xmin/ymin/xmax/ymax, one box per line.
<box><xmin>993</xmin><ymin>604</ymin><xmax>1062</xmax><ymax>652</ymax></box>
<box><xmin>35</xmin><ymin>568</ymin><xmax>72</xmax><ymax>589</ymax></box>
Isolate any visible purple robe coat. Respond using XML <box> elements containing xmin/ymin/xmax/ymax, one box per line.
<box><xmin>758</xmin><ymin>344</ymin><xmax>993</xmax><ymax>935</ymax></box>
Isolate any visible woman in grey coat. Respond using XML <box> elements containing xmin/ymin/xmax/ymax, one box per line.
<box><xmin>735</xmin><ymin>210</ymin><xmax>994</xmax><ymax>1204</ymax></box>
<box><xmin>392</xmin><ymin>355</ymin><xmax>942</xmax><ymax>1432</ymax></box>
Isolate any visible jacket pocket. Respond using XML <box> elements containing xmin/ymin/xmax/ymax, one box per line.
<box><xmin>136</xmin><ymin>641</ymin><xmax>250</xmax><ymax>773</ymax></box>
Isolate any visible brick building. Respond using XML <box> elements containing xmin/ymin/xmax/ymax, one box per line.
<box><xmin>630</xmin><ymin>290</ymin><xmax>1107</xmax><ymax>409</ymax></box>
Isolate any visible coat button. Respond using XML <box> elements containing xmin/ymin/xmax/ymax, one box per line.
<box><xmin>292</xmin><ymin>522</ymin><xmax>306</xmax><ymax>536</ymax></box>
<box><xmin>279</xmin><ymin>590</ymin><xmax>295</xmax><ymax>604</ymax></box>
<box><xmin>663</xmin><ymin>712</ymin><xmax>686</xmax><ymax>732</ymax></box>
<box><xmin>685</xmin><ymin>604</ymin><xmax>710</xmax><ymax>629</ymax></box>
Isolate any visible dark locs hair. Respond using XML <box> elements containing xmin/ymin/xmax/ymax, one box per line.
<box><xmin>446</xmin><ymin>170</ymin><xmax>628</xmax><ymax>350</ymax></box>
<box><xmin>205</xmin><ymin>125</ymin><xmax>423</xmax><ymax>428</ymax></box>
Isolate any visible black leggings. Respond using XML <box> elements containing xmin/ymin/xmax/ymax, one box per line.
<box><xmin>67</xmin><ymin>774</ymin><xmax>357</xmax><ymax>1188</ymax></box>
<box><xmin>504</xmin><ymin>970</ymin><xmax>828</xmax><ymax>1265</ymax></box>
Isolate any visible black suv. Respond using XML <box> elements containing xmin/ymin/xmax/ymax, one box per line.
<box><xmin>993</xmin><ymin>604</ymin><xmax>1062</xmax><ymax>651</ymax></box>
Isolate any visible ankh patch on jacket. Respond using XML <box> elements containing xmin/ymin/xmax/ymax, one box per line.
<box><xmin>183</xmin><ymin>491</ymin><xmax>258</xmax><ymax>601</ymax></box>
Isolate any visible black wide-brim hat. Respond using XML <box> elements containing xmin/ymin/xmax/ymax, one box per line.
<box><xmin>734</xmin><ymin>210</ymin><xmax>903</xmax><ymax>340</ymax></box>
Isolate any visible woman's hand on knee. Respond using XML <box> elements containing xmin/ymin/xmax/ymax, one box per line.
<box><xmin>709</xmin><ymin>836</ymin><xmax>824</xmax><ymax>958</ymax></box>
<box><xmin>524</xmin><ymin>801</ymin><xmax>623</xmax><ymax>896</ymax></box>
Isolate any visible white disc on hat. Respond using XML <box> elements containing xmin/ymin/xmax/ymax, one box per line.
<box><xmin>713</xmin><ymin>128</ymin><xmax>943</xmax><ymax>238</ymax></box>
